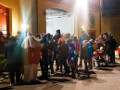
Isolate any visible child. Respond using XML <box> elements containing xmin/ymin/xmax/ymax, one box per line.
<box><xmin>72</xmin><ymin>36</ymin><xmax>80</xmax><ymax>54</ymax></box>
<box><xmin>88</xmin><ymin>40</ymin><xmax>94</xmax><ymax>69</ymax></box>
<box><xmin>68</xmin><ymin>43</ymin><xmax>78</xmax><ymax>78</ymax></box>
<box><xmin>40</xmin><ymin>44</ymin><xmax>48</xmax><ymax>80</ymax></box>
<box><xmin>118</xmin><ymin>46</ymin><xmax>120</xmax><ymax>59</ymax></box>
<box><xmin>81</xmin><ymin>40</ymin><xmax>89</xmax><ymax>72</ymax></box>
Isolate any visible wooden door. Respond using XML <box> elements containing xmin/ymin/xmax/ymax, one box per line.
<box><xmin>88</xmin><ymin>30</ymin><xmax>96</xmax><ymax>40</ymax></box>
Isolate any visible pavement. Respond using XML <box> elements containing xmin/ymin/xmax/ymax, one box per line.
<box><xmin>1</xmin><ymin>51</ymin><xmax>120</xmax><ymax>90</ymax></box>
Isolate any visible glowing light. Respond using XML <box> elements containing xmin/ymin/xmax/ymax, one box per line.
<box><xmin>74</xmin><ymin>0</ymin><xmax>89</xmax><ymax>33</ymax></box>
<box><xmin>18</xmin><ymin>0</ymin><xmax>33</xmax><ymax>41</ymax></box>
<box><xmin>21</xmin><ymin>24</ymin><xmax>27</xmax><ymax>30</ymax></box>
<box><xmin>81</xmin><ymin>26</ymin><xmax>85</xmax><ymax>31</ymax></box>
<box><xmin>75</xmin><ymin>0</ymin><xmax>88</xmax><ymax>10</ymax></box>
<box><xmin>20</xmin><ymin>0</ymin><xmax>32</xmax><ymax>32</ymax></box>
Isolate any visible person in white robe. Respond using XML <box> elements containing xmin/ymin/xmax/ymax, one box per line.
<box><xmin>21</xmin><ymin>32</ymin><xmax>41</xmax><ymax>83</ymax></box>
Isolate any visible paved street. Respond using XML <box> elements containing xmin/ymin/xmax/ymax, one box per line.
<box><xmin>1</xmin><ymin>58</ymin><xmax>120</xmax><ymax>90</ymax></box>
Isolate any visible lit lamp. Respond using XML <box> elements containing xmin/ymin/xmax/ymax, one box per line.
<box><xmin>21</xmin><ymin>24</ymin><xmax>28</xmax><ymax>31</ymax></box>
<box><xmin>81</xmin><ymin>26</ymin><xmax>85</xmax><ymax>31</ymax></box>
<box><xmin>75</xmin><ymin>0</ymin><xmax>88</xmax><ymax>9</ymax></box>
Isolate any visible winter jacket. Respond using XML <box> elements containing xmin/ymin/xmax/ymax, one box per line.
<box><xmin>88</xmin><ymin>44</ymin><xmax>94</xmax><ymax>58</ymax></box>
<box><xmin>68</xmin><ymin>49</ymin><xmax>78</xmax><ymax>63</ymax></box>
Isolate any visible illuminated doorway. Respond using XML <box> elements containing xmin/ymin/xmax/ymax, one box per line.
<box><xmin>46</xmin><ymin>9</ymin><xmax>74</xmax><ymax>35</ymax></box>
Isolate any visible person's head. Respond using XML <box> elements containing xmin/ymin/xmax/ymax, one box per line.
<box><xmin>46</xmin><ymin>33</ymin><xmax>51</xmax><ymax>40</ymax></box>
<box><xmin>99</xmin><ymin>33</ymin><xmax>103</xmax><ymax>38</ymax></box>
<box><xmin>17</xmin><ymin>31</ymin><xmax>21</xmax><ymax>37</ymax></box>
<box><xmin>73</xmin><ymin>36</ymin><xmax>78</xmax><ymax>43</ymax></box>
<box><xmin>43</xmin><ymin>34</ymin><xmax>47</xmax><ymax>40</ymax></box>
<box><xmin>63</xmin><ymin>33</ymin><xmax>71</xmax><ymax>40</ymax></box>
<box><xmin>82</xmin><ymin>40</ymin><xmax>88</xmax><ymax>46</ymax></box>
<box><xmin>109</xmin><ymin>33</ymin><xmax>113</xmax><ymax>39</ymax></box>
<box><xmin>9</xmin><ymin>37</ymin><xmax>16</xmax><ymax>43</ymax></box>
<box><xmin>55</xmin><ymin>29</ymin><xmax>61</xmax><ymax>36</ymax></box>
<box><xmin>89</xmin><ymin>39</ymin><xmax>93</xmax><ymax>45</ymax></box>
<box><xmin>27</xmin><ymin>32</ymin><xmax>32</xmax><ymax>36</ymax></box>
<box><xmin>65</xmin><ymin>39</ymin><xmax>72</xmax><ymax>45</ymax></box>
<box><xmin>103</xmin><ymin>33</ymin><xmax>109</xmax><ymax>40</ymax></box>
<box><xmin>69</xmin><ymin>42</ymin><xmax>75</xmax><ymax>50</ymax></box>
<box><xmin>108</xmin><ymin>32</ymin><xmax>112</xmax><ymax>36</ymax></box>
<box><xmin>40</xmin><ymin>33</ymin><xmax>45</xmax><ymax>38</ymax></box>
<box><xmin>35</xmin><ymin>34</ymin><xmax>40</xmax><ymax>40</ymax></box>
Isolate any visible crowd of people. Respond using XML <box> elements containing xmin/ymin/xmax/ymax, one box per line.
<box><xmin>0</xmin><ymin>30</ymin><xmax>118</xmax><ymax>85</ymax></box>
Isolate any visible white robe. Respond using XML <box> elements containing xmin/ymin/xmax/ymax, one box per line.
<box><xmin>22</xmin><ymin>34</ymin><xmax>41</xmax><ymax>83</ymax></box>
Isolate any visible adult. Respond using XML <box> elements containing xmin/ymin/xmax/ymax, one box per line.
<box><xmin>46</xmin><ymin>33</ymin><xmax>52</xmax><ymax>44</ymax></box>
<box><xmin>95</xmin><ymin>33</ymin><xmax>104</xmax><ymax>49</ymax></box>
<box><xmin>53</xmin><ymin>29</ymin><xmax>61</xmax><ymax>42</ymax></box>
<box><xmin>52</xmin><ymin>30</ymin><xmax>61</xmax><ymax>71</ymax></box>
<box><xmin>103</xmin><ymin>33</ymin><xmax>116</xmax><ymax>63</ymax></box>
<box><xmin>103</xmin><ymin>33</ymin><xmax>110</xmax><ymax>55</ymax></box>
<box><xmin>79</xmin><ymin>31</ymin><xmax>89</xmax><ymax>46</ymax></box>
<box><xmin>108</xmin><ymin>34</ymin><xmax>117</xmax><ymax>63</ymax></box>
<box><xmin>79</xmin><ymin>30</ymin><xmax>89</xmax><ymax>67</ymax></box>
<box><xmin>21</xmin><ymin>32</ymin><xmax>41</xmax><ymax>83</ymax></box>
<box><xmin>5</xmin><ymin>37</ymin><xmax>23</xmax><ymax>85</ymax></box>
<box><xmin>56</xmin><ymin>34</ymin><xmax>71</xmax><ymax>73</ymax></box>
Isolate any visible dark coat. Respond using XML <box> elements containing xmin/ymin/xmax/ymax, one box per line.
<box><xmin>56</xmin><ymin>42</ymin><xmax>69</xmax><ymax>60</ymax></box>
<box><xmin>5</xmin><ymin>42</ymin><xmax>23</xmax><ymax>65</ymax></box>
<box><xmin>53</xmin><ymin>35</ymin><xmax>61</xmax><ymax>42</ymax></box>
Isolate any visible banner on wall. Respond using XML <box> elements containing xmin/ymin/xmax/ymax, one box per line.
<box><xmin>0</xmin><ymin>5</ymin><xmax>7</xmax><ymax>36</ymax></box>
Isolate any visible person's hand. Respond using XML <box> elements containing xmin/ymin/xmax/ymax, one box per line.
<box><xmin>71</xmin><ymin>57</ymin><xmax>74</xmax><ymax>61</ymax></box>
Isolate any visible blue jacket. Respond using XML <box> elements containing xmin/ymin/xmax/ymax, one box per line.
<box><xmin>88</xmin><ymin>44</ymin><xmax>94</xmax><ymax>58</ymax></box>
<box><xmin>68</xmin><ymin>49</ymin><xmax>78</xmax><ymax>63</ymax></box>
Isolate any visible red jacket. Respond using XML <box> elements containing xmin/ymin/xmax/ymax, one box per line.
<box><xmin>118</xmin><ymin>49</ymin><xmax>120</xmax><ymax>54</ymax></box>
<box><xmin>58</xmin><ymin>37</ymin><xmax>64</xmax><ymax>44</ymax></box>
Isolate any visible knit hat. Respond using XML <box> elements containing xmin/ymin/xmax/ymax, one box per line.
<box><xmin>82</xmin><ymin>40</ymin><xmax>88</xmax><ymax>45</ymax></box>
<box><xmin>69</xmin><ymin>42</ymin><xmax>75</xmax><ymax>49</ymax></box>
<box><xmin>56</xmin><ymin>29</ymin><xmax>61</xmax><ymax>34</ymax></box>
